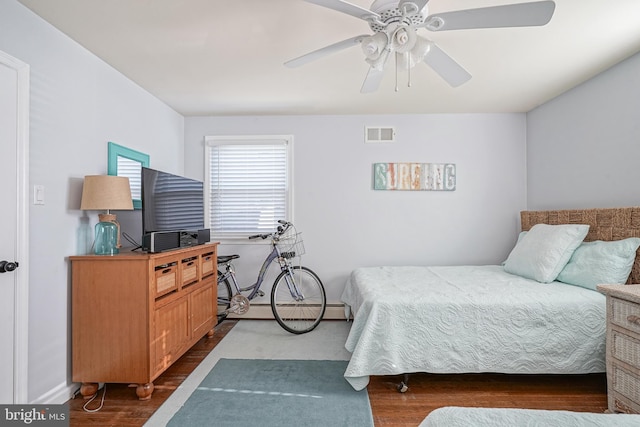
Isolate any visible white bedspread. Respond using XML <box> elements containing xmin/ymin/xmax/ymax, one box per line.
<box><xmin>420</xmin><ymin>407</ymin><xmax>640</xmax><ymax>427</ymax></box>
<box><xmin>341</xmin><ymin>265</ymin><xmax>606</xmax><ymax>390</ymax></box>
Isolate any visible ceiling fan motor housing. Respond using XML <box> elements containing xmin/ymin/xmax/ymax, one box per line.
<box><xmin>368</xmin><ymin>0</ymin><xmax>428</xmax><ymax>32</ymax></box>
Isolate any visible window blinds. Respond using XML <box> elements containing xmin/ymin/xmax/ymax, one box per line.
<box><xmin>206</xmin><ymin>137</ymin><xmax>290</xmax><ymax>237</ymax></box>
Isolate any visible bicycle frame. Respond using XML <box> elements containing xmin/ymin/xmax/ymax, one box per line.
<box><xmin>218</xmin><ymin>240</ymin><xmax>297</xmax><ymax>304</ymax></box>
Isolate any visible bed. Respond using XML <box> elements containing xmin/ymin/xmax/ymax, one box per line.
<box><xmin>341</xmin><ymin>207</ymin><xmax>640</xmax><ymax>391</ymax></box>
<box><xmin>419</xmin><ymin>406</ymin><xmax>640</xmax><ymax>427</ymax></box>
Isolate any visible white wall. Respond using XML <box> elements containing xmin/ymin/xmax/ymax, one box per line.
<box><xmin>13</xmin><ymin>0</ymin><xmax>631</xmax><ymax>403</ymax></box>
<box><xmin>0</xmin><ymin>0</ymin><xmax>185</xmax><ymax>404</ymax></box>
<box><xmin>526</xmin><ymin>51</ymin><xmax>640</xmax><ymax>209</ymax></box>
<box><xmin>186</xmin><ymin>114</ymin><xmax>528</xmax><ymax>303</ymax></box>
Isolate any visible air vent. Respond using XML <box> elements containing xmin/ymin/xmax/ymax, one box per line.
<box><xmin>365</xmin><ymin>126</ymin><xmax>396</xmax><ymax>143</ymax></box>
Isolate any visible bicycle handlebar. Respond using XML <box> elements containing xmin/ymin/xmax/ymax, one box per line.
<box><xmin>248</xmin><ymin>220</ymin><xmax>293</xmax><ymax>241</ymax></box>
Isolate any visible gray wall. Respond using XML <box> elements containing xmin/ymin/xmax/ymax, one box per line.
<box><xmin>185</xmin><ymin>114</ymin><xmax>528</xmax><ymax>303</ymax></box>
<box><xmin>1</xmin><ymin>0</ymin><xmax>185</xmax><ymax>404</ymax></box>
<box><xmin>527</xmin><ymin>51</ymin><xmax>640</xmax><ymax>209</ymax></box>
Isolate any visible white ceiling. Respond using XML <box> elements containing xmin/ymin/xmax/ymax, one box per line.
<box><xmin>17</xmin><ymin>0</ymin><xmax>640</xmax><ymax>116</ymax></box>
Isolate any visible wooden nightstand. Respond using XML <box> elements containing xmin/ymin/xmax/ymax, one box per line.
<box><xmin>597</xmin><ymin>284</ymin><xmax>640</xmax><ymax>414</ymax></box>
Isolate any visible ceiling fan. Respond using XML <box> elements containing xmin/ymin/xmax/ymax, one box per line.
<box><xmin>285</xmin><ymin>0</ymin><xmax>556</xmax><ymax>92</ymax></box>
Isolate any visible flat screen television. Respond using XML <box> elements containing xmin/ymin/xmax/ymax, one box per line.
<box><xmin>141</xmin><ymin>167</ymin><xmax>205</xmax><ymax>235</ymax></box>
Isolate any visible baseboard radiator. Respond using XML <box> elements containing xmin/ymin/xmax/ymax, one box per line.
<box><xmin>226</xmin><ymin>303</ymin><xmax>347</xmax><ymax>320</ymax></box>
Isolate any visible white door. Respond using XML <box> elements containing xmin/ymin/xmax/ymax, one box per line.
<box><xmin>0</xmin><ymin>50</ymin><xmax>29</xmax><ymax>404</ymax></box>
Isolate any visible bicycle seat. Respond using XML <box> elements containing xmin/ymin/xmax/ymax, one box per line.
<box><xmin>217</xmin><ymin>254</ymin><xmax>240</xmax><ymax>263</ymax></box>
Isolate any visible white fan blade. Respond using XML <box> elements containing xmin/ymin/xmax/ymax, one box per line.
<box><xmin>284</xmin><ymin>35</ymin><xmax>368</xmax><ymax>68</ymax></box>
<box><xmin>399</xmin><ymin>0</ymin><xmax>430</xmax><ymax>15</ymax></box>
<box><xmin>425</xmin><ymin>1</ymin><xmax>555</xmax><ymax>31</ymax></box>
<box><xmin>361</xmin><ymin>67</ymin><xmax>385</xmax><ymax>93</ymax></box>
<box><xmin>423</xmin><ymin>43</ymin><xmax>471</xmax><ymax>87</ymax></box>
<box><xmin>304</xmin><ymin>0</ymin><xmax>380</xmax><ymax>21</ymax></box>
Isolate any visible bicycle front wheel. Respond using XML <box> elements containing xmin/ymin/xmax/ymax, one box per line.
<box><xmin>271</xmin><ymin>266</ymin><xmax>326</xmax><ymax>334</ymax></box>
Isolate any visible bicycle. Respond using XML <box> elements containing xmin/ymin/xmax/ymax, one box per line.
<box><xmin>216</xmin><ymin>220</ymin><xmax>326</xmax><ymax>334</ymax></box>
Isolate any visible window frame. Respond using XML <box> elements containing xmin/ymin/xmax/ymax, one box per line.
<box><xmin>107</xmin><ymin>142</ymin><xmax>150</xmax><ymax>210</ymax></box>
<box><xmin>204</xmin><ymin>135</ymin><xmax>294</xmax><ymax>242</ymax></box>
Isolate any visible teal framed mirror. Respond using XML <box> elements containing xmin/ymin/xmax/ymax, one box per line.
<box><xmin>108</xmin><ymin>142</ymin><xmax>150</xmax><ymax>210</ymax></box>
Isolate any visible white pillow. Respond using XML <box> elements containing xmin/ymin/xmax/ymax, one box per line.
<box><xmin>556</xmin><ymin>238</ymin><xmax>640</xmax><ymax>290</ymax></box>
<box><xmin>503</xmin><ymin>223</ymin><xmax>589</xmax><ymax>283</ymax></box>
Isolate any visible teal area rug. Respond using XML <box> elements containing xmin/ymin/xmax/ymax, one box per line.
<box><xmin>167</xmin><ymin>358</ymin><xmax>374</xmax><ymax>427</ymax></box>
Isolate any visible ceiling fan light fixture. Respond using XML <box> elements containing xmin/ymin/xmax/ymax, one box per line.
<box><xmin>391</xmin><ymin>25</ymin><xmax>417</xmax><ymax>53</ymax></box>
<box><xmin>366</xmin><ymin>48</ymin><xmax>391</xmax><ymax>71</ymax></box>
<box><xmin>410</xmin><ymin>36</ymin><xmax>431</xmax><ymax>64</ymax></box>
<box><xmin>361</xmin><ymin>32</ymin><xmax>388</xmax><ymax>60</ymax></box>
<box><xmin>395</xmin><ymin>36</ymin><xmax>430</xmax><ymax>70</ymax></box>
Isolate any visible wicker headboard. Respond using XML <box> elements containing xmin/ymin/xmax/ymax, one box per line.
<box><xmin>520</xmin><ymin>207</ymin><xmax>640</xmax><ymax>284</ymax></box>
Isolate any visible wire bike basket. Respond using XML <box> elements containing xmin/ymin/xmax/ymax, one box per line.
<box><xmin>276</xmin><ymin>232</ymin><xmax>305</xmax><ymax>258</ymax></box>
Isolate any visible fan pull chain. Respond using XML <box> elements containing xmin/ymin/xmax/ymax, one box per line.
<box><xmin>394</xmin><ymin>53</ymin><xmax>413</xmax><ymax>92</ymax></box>
<box><xmin>395</xmin><ymin>54</ymin><xmax>399</xmax><ymax>92</ymax></box>
<box><xmin>407</xmin><ymin>54</ymin><xmax>412</xmax><ymax>88</ymax></box>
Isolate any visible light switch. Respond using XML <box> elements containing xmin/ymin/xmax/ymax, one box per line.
<box><xmin>34</xmin><ymin>185</ymin><xmax>45</xmax><ymax>205</ymax></box>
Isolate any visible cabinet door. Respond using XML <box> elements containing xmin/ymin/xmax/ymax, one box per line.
<box><xmin>191</xmin><ymin>282</ymin><xmax>216</xmax><ymax>338</ymax></box>
<box><xmin>154</xmin><ymin>298</ymin><xmax>190</xmax><ymax>375</ymax></box>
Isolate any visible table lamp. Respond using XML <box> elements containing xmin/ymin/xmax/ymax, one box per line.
<box><xmin>80</xmin><ymin>175</ymin><xmax>133</xmax><ymax>255</ymax></box>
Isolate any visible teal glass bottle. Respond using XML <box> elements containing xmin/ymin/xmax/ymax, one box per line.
<box><xmin>94</xmin><ymin>221</ymin><xmax>119</xmax><ymax>255</ymax></box>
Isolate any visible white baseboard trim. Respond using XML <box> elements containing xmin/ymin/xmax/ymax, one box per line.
<box><xmin>31</xmin><ymin>381</ymin><xmax>77</xmax><ymax>405</ymax></box>
<box><xmin>226</xmin><ymin>303</ymin><xmax>346</xmax><ymax>320</ymax></box>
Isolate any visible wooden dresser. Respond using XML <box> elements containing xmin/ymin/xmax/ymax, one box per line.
<box><xmin>70</xmin><ymin>243</ymin><xmax>218</xmax><ymax>400</ymax></box>
<box><xmin>597</xmin><ymin>284</ymin><xmax>640</xmax><ymax>414</ymax></box>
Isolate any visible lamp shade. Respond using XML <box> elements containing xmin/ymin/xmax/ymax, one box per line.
<box><xmin>80</xmin><ymin>175</ymin><xmax>133</xmax><ymax>211</ymax></box>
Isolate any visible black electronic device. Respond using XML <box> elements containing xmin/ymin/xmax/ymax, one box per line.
<box><xmin>142</xmin><ymin>230</ymin><xmax>180</xmax><ymax>253</ymax></box>
<box><xmin>142</xmin><ymin>229</ymin><xmax>210</xmax><ymax>253</ymax></box>
<box><xmin>141</xmin><ymin>167</ymin><xmax>209</xmax><ymax>252</ymax></box>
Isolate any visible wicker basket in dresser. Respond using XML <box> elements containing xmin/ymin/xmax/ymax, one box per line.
<box><xmin>597</xmin><ymin>284</ymin><xmax>640</xmax><ymax>414</ymax></box>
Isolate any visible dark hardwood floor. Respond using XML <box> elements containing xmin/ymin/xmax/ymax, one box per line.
<box><xmin>68</xmin><ymin>319</ymin><xmax>608</xmax><ymax>427</ymax></box>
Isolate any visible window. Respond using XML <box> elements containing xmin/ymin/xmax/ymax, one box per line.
<box><xmin>205</xmin><ymin>135</ymin><xmax>292</xmax><ymax>239</ymax></box>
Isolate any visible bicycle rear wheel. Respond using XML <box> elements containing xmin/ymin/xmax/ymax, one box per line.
<box><xmin>271</xmin><ymin>266</ymin><xmax>326</xmax><ymax>334</ymax></box>
<box><xmin>217</xmin><ymin>271</ymin><xmax>232</xmax><ymax>320</ymax></box>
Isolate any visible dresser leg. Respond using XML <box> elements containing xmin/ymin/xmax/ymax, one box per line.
<box><xmin>207</xmin><ymin>328</ymin><xmax>215</xmax><ymax>338</ymax></box>
<box><xmin>136</xmin><ymin>382</ymin><xmax>154</xmax><ymax>400</ymax></box>
<box><xmin>80</xmin><ymin>382</ymin><xmax>99</xmax><ymax>399</ymax></box>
